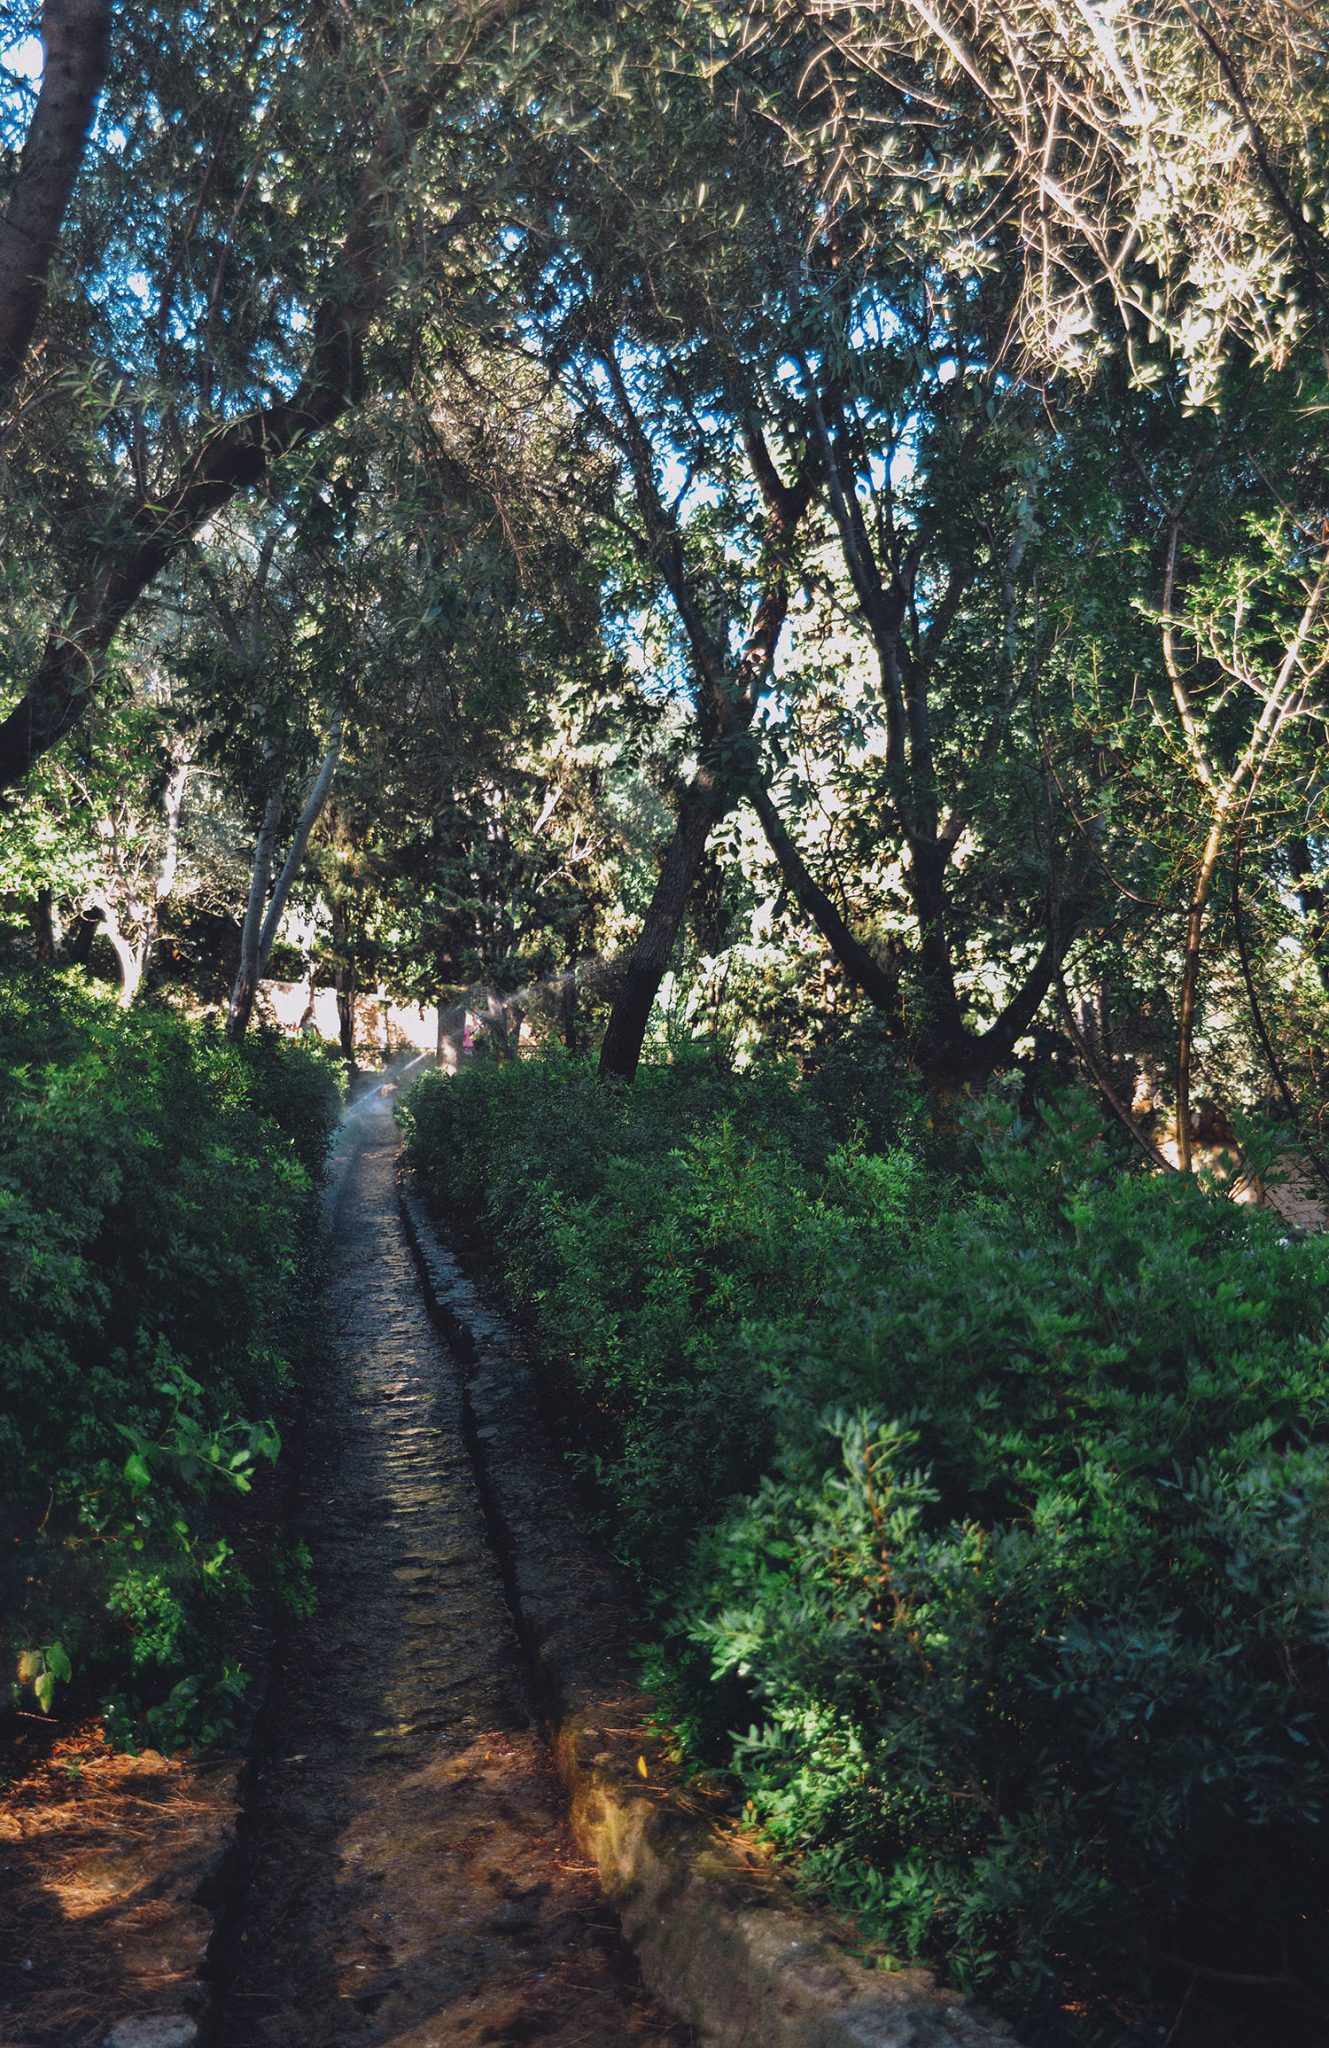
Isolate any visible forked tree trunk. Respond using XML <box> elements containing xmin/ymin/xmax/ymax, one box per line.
<box><xmin>748</xmin><ymin>771</ymin><xmax>1064</xmax><ymax>1095</ymax></box>
<box><xmin>226</xmin><ymin>718</ymin><xmax>342</xmax><ymax>1043</ymax></box>
<box><xmin>84</xmin><ymin>887</ymin><xmax>142</xmax><ymax>1006</ymax></box>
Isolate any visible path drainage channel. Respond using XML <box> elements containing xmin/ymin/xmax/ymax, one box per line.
<box><xmin>209</xmin><ymin>1088</ymin><xmax>694</xmax><ymax>2048</ymax></box>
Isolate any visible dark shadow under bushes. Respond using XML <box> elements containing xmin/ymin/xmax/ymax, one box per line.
<box><xmin>400</xmin><ymin>1052</ymin><xmax>1329</xmax><ymax>2046</ymax></box>
<box><xmin>0</xmin><ymin>973</ymin><xmax>341</xmax><ymax>1747</ymax></box>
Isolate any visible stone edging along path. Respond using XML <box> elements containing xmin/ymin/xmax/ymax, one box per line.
<box><xmin>397</xmin><ymin>1177</ymin><xmax>1023</xmax><ymax>2048</ymax></box>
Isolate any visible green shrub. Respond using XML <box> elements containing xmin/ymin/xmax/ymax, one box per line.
<box><xmin>404</xmin><ymin>1055</ymin><xmax>1329</xmax><ymax>2036</ymax></box>
<box><xmin>0</xmin><ymin>973</ymin><xmax>340</xmax><ymax>1742</ymax></box>
<box><xmin>400</xmin><ymin>1048</ymin><xmax>928</xmax><ymax>1566</ymax></box>
<box><xmin>679</xmin><ymin>1097</ymin><xmax>1329</xmax><ymax>2019</ymax></box>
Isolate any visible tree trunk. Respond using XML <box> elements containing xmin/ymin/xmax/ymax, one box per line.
<box><xmin>335</xmin><ymin>974</ymin><xmax>356</xmax><ymax>1063</ymax></box>
<box><xmin>86</xmin><ymin>887</ymin><xmax>143</xmax><ymax>1006</ymax></box>
<box><xmin>598</xmin><ymin>767</ymin><xmax>734</xmax><ymax>1082</ymax></box>
<box><xmin>745</xmin><ymin>777</ymin><xmax>900</xmax><ymax>1016</ymax></box>
<box><xmin>484</xmin><ymin>988</ymin><xmax>520</xmax><ymax>1058</ymax></box>
<box><xmin>0</xmin><ymin>0</ymin><xmax>111</xmax><ymax>401</ymax></box>
<box><xmin>907</xmin><ymin>833</ymin><xmax>969</xmax><ymax>1064</ymax></box>
<box><xmin>1175</xmin><ymin>807</ymin><xmax>1228</xmax><ymax>1171</ymax></box>
<box><xmin>29</xmin><ymin>886</ymin><xmax>58</xmax><ymax>962</ymax></box>
<box><xmin>65</xmin><ymin>906</ymin><xmax>97</xmax><ymax>964</ymax></box>
<box><xmin>436</xmin><ymin>999</ymin><xmax>465</xmax><ymax>1072</ymax></box>
<box><xmin>225</xmin><ymin>719</ymin><xmax>341</xmax><ymax>1044</ymax></box>
<box><xmin>129</xmin><ymin>753</ymin><xmax>190</xmax><ymax>994</ymax></box>
<box><xmin>330</xmin><ymin>893</ymin><xmax>356</xmax><ymax>1065</ymax></box>
<box><xmin>560</xmin><ymin>969</ymin><xmax>580</xmax><ymax>1052</ymax></box>
<box><xmin>225</xmin><ymin>788</ymin><xmax>284</xmax><ymax>1043</ymax></box>
<box><xmin>748</xmin><ymin>772</ymin><xmax>1064</xmax><ymax>1093</ymax></box>
<box><xmin>255</xmin><ymin>717</ymin><xmax>341</xmax><ymax>963</ymax></box>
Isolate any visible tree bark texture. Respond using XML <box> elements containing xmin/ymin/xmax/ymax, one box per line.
<box><xmin>0</xmin><ymin>0</ymin><xmax>110</xmax><ymax>400</ymax></box>
<box><xmin>86</xmin><ymin>887</ymin><xmax>143</xmax><ymax>1007</ymax></box>
<box><xmin>29</xmin><ymin>886</ymin><xmax>57</xmax><ymax>962</ymax></box>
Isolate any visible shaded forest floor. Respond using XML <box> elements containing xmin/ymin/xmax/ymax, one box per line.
<box><xmin>0</xmin><ymin>1721</ymin><xmax>234</xmax><ymax>2045</ymax></box>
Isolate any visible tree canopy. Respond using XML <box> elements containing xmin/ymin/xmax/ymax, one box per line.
<box><xmin>1</xmin><ymin>0</ymin><xmax>1327</xmax><ymax>1149</ymax></box>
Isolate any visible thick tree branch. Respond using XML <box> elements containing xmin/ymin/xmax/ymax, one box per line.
<box><xmin>0</xmin><ymin>0</ymin><xmax>110</xmax><ymax>400</ymax></box>
<box><xmin>746</xmin><ymin>773</ymin><xmax>901</xmax><ymax>1016</ymax></box>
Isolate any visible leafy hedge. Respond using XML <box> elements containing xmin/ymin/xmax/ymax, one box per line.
<box><xmin>401</xmin><ymin>1055</ymin><xmax>1329</xmax><ymax>2039</ymax></box>
<box><xmin>1</xmin><ymin>974</ymin><xmax>340</xmax><ymax>1746</ymax></box>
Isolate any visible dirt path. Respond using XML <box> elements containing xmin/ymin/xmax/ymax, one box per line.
<box><xmin>213</xmin><ymin>1089</ymin><xmax>692</xmax><ymax>2048</ymax></box>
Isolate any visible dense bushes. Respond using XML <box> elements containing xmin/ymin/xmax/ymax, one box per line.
<box><xmin>402</xmin><ymin>1056</ymin><xmax>1329</xmax><ymax>2039</ymax></box>
<box><xmin>402</xmin><ymin>1048</ymin><xmax>929</xmax><ymax>1566</ymax></box>
<box><xmin>1</xmin><ymin>974</ymin><xmax>340</xmax><ymax>1745</ymax></box>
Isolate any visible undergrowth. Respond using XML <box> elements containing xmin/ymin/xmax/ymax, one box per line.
<box><xmin>1</xmin><ymin>973</ymin><xmax>341</xmax><ymax>1747</ymax></box>
<box><xmin>401</xmin><ymin>1050</ymin><xmax>1329</xmax><ymax>2042</ymax></box>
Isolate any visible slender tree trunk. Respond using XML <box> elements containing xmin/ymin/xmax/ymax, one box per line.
<box><xmin>29</xmin><ymin>886</ymin><xmax>57</xmax><ymax>962</ymax></box>
<box><xmin>255</xmin><ymin>718</ymin><xmax>341</xmax><ymax>969</ymax></box>
<box><xmin>225</xmin><ymin>788</ymin><xmax>284</xmax><ymax>1042</ymax></box>
<box><xmin>0</xmin><ymin>0</ymin><xmax>111</xmax><ymax>401</ymax></box>
<box><xmin>225</xmin><ymin>719</ymin><xmax>341</xmax><ymax>1044</ymax></box>
<box><xmin>746</xmin><ymin>776</ymin><xmax>900</xmax><ymax>1016</ymax></box>
<box><xmin>330</xmin><ymin>893</ymin><xmax>356</xmax><ymax>1065</ymax></box>
<box><xmin>598</xmin><ymin>767</ymin><xmax>734</xmax><ymax>1082</ymax></box>
<box><xmin>1176</xmin><ymin>806</ymin><xmax>1229</xmax><ymax>1171</ymax></box>
<box><xmin>560</xmin><ymin>969</ymin><xmax>580</xmax><ymax>1052</ymax></box>
<box><xmin>335</xmin><ymin>974</ymin><xmax>356</xmax><ymax>1061</ymax></box>
<box><xmin>132</xmin><ymin>753</ymin><xmax>190</xmax><ymax>991</ymax></box>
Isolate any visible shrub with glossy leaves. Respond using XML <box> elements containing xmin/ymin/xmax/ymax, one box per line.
<box><xmin>0</xmin><ymin>974</ymin><xmax>340</xmax><ymax>1742</ymax></box>
<box><xmin>405</xmin><ymin>1057</ymin><xmax>1329</xmax><ymax>2036</ymax></box>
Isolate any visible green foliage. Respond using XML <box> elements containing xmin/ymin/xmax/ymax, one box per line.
<box><xmin>400</xmin><ymin>1046</ymin><xmax>927</xmax><ymax>1565</ymax></box>
<box><xmin>406</xmin><ymin>1057</ymin><xmax>1329</xmax><ymax>2034</ymax></box>
<box><xmin>0</xmin><ymin>973</ymin><xmax>339</xmax><ymax>1743</ymax></box>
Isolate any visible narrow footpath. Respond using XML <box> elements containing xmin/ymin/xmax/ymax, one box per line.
<box><xmin>213</xmin><ymin>1087</ymin><xmax>692</xmax><ymax>2048</ymax></box>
